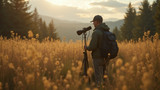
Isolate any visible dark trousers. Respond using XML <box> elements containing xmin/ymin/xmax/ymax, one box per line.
<box><xmin>92</xmin><ymin>58</ymin><xmax>109</xmax><ymax>85</ymax></box>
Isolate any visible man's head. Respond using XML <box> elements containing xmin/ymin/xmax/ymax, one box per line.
<box><xmin>91</xmin><ymin>15</ymin><xmax>103</xmax><ymax>27</ymax></box>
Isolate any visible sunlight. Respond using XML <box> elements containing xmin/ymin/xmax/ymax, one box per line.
<box><xmin>46</xmin><ymin>0</ymin><xmax>67</xmax><ymax>6</ymax></box>
<box><xmin>46</xmin><ymin>0</ymin><xmax>94</xmax><ymax>9</ymax></box>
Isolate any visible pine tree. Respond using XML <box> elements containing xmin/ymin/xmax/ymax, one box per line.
<box><xmin>42</xmin><ymin>21</ymin><xmax>49</xmax><ymax>38</ymax></box>
<box><xmin>38</xmin><ymin>18</ymin><xmax>49</xmax><ymax>40</ymax></box>
<box><xmin>113</xmin><ymin>27</ymin><xmax>122</xmax><ymax>41</ymax></box>
<box><xmin>0</xmin><ymin>0</ymin><xmax>3</xmax><ymax>9</ymax></box>
<box><xmin>48</xmin><ymin>20</ymin><xmax>58</xmax><ymax>40</ymax></box>
<box><xmin>32</xmin><ymin>8</ymin><xmax>39</xmax><ymax>35</ymax></box>
<box><xmin>9</xmin><ymin>0</ymin><xmax>33</xmax><ymax>37</ymax></box>
<box><xmin>154</xmin><ymin>0</ymin><xmax>160</xmax><ymax>34</ymax></box>
<box><xmin>0</xmin><ymin>0</ymin><xmax>12</xmax><ymax>37</ymax></box>
<box><xmin>0</xmin><ymin>0</ymin><xmax>4</xmax><ymax>32</ymax></box>
<box><xmin>38</xmin><ymin>18</ymin><xmax>43</xmax><ymax>40</ymax></box>
<box><xmin>120</xmin><ymin>3</ymin><xmax>136</xmax><ymax>41</ymax></box>
<box><xmin>132</xmin><ymin>0</ymin><xmax>154</xmax><ymax>40</ymax></box>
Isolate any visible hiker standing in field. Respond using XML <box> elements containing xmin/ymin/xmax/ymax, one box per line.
<box><xmin>85</xmin><ymin>15</ymin><xmax>110</xmax><ymax>86</ymax></box>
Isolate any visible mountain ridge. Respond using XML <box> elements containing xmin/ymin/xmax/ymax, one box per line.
<box><xmin>40</xmin><ymin>15</ymin><xmax>124</xmax><ymax>41</ymax></box>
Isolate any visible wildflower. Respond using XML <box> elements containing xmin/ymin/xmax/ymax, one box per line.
<box><xmin>78</xmin><ymin>61</ymin><xmax>82</xmax><ymax>68</ymax></box>
<box><xmin>10</xmin><ymin>31</ymin><xmax>15</xmax><ymax>37</ymax></box>
<box><xmin>122</xmin><ymin>85</ymin><xmax>127</xmax><ymax>90</ymax></box>
<box><xmin>43</xmin><ymin>78</ymin><xmax>51</xmax><ymax>89</ymax></box>
<box><xmin>141</xmin><ymin>72</ymin><xmax>152</xmax><ymax>90</ymax></box>
<box><xmin>66</xmin><ymin>70</ymin><xmax>72</xmax><ymax>80</ymax></box>
<box><xmin>138</xmin><ymin>38</ymin><xmax>141</xmax><ymax>42</ymax></box>
<box><xmin>144</xmin><ymin>32</ymin><xmax>147</xmax><ymax>36</ymax></box>
<box><xmin>154</xmin><ymin>33</ymin><xmax>159</xmax><ymax>40</ymax></box>
<box><xmin>55</xmin><ymin>61</ymin><xmax>60</xmax><ymax>66</ymax></box>
<box><xmin>119</xmin><ymin>75</ymin><xmax>124</xmax><ymax>81</ymax></box>
<box><xmin>63</xmin><ymin>79</ymin><xmax>68</xmax><ymax>83</ymax></box>
<box><xmin>132</xmin><ymin>56</ymin><xmax>137</xmax><ymax>63</ymax></box>
<box><xmin>28</xmin><ymin>30</ymin><xmax>33</xmax><ymax>38</ymax></box>
<box><xmin>120</xmin><ymin>66</ymin><xmax>125</xmax><ymax>71</ymax></box>
<box><xmin>65</xmin><ymin>84</ymin><xmax>70</xmax><ymax>89</ymax></box>
<box><xmin>61</xmin><ymin>63</ymin><xmax>64</xmax><ymax>67</ymax></box>
<box><xmin>53</xmin><ymin>85</ymin><xmax>58</xmax><ymax>90</ymax></box>
<box><xmin>116</xmin><ymin>69</ymin><xmax>120</xmax><ymax>74</ymax></box>
<box><xmin>124</xmin><ymin>63</ymin><xmax>130</xmax><ymax>68</ymax></box>
<box><xmin>104</xmin><ymin>75</ymin><xmax>108</xmax><ymax>79</ymax></box>
<box><xmin>42</xmin><ymin>77</ymin><xmax>47</xmax><ymax>81</ymax></box>
<box><xmin>87</xmin><ymin>68</ymin><xmax>94</xmax><ymax>77</ymax></box>
<box><xmin>36</xmin><ymin>34</ymin><xmax>39</xmax><ymax>39</ymax></box>
<box><xmin>8</xmin><ymin>63</ymin><xmax>15</xmax><ymax>69</ymax></box>
<box><xmin>85</xmin><ymin>87</ymin><xmax>90</xmax><ymax>90</ymax></box>
<box><xmin>10</xmin><ymin>31</ymin><xmax>14</xmax><ymax>34</ymax></box>
<box><xmin>71</xmin><ymin>66</ymin><xmax>76</xmax><ymax>71</ymax></box>
<box><xmin>26</xmin><ymin>73</ymin><xmax>34</xmax><ymax>84</ymax></box>
<box><xmin>44</xmin><ymin>57</ymin><xmax>49</xmax><ymax>64</ymax></box>
<box><xmin>116</xmin><ymin>58</ymin><xmax>123</xmax><ymax>67</ymax></box>
<box><xmin>147</xmin><ymin>31</ymin><xmax>150</xmax><ymax>35</ymax></box>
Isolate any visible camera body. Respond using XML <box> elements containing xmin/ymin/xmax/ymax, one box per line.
<box><xmin>77</xmin><ymin>26</ymin><xmax>92</xmax><ymax>35</ymax></box>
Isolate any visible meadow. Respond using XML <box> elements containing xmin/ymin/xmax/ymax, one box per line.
<box><xmin>0</xmin><ymin>31</ymin><xmax>160</xmax><ymax>90</ymax></box>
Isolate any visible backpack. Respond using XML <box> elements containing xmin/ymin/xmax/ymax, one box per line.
<box><xmin>100</xmin><ymin>30</ymin><xmax>119</xmax><ymax>59</ymax></box>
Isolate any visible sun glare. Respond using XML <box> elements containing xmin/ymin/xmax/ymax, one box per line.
<box><xmin>46</xmin><ymin>0</ymin><xmax>93</xmax><ymax>9</ymax></box>
<box><xmin>46</xmin><ymin>0</ymin><xmax>67</xmax><ymax>6</ymax></box>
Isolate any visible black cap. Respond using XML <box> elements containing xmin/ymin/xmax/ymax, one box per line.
<box><xmin>91</xmin><ymin>15</ymin><xmax>103</xmax><ymax>22</ymax></box>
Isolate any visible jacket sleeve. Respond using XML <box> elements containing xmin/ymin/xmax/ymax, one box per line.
<box><xmin>87</xmin><ymin>31</ymin><xmax>98</xmax><ymax>51</ymax></box>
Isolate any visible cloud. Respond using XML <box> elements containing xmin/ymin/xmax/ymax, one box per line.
<box><xmin>90</xmin><ymin>0</ymin><xmax>128</xmax><ymax>8</ymax></box>
<box><xmin>29</xmin><ymin>0</ymin><xmax>118</xmax><ymax>22</ymax></box>
<box><xmin>30</xmin><ymin>0</ymin><xmax>87</xmax><ymax>21</ymax></box>
<box><xmin>29</xmin><ymin>0</ymin><xmax>126</xmax><ymax>22</ymax></box>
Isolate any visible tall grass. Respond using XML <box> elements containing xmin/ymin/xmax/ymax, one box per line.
<box><xmin>0</xmin><ymin>31</ymin><xmax>159</xmax><ymax>90</ymax></box>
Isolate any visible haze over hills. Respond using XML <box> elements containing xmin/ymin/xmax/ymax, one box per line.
<box><xmin>40</xmin><ymin>15</ymin><xmax>124</xmax><ymax>41</ymax></box>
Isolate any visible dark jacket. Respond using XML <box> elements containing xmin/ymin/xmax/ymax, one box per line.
<box><xmin>87</xmin><ymin>23</ymin><xmax>110</xmax><ymax>59</ymax></box>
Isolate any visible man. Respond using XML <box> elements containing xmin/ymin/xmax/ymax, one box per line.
<box><xmin>85</xmin><ymin>15</ymin><xmax>110</xmax><ymax>86</ymax></box>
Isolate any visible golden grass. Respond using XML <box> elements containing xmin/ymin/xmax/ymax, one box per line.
<box><xmin>0</xmin><ymin>31</ymin><xmax>159</xmax><ymax>90</ymax></box>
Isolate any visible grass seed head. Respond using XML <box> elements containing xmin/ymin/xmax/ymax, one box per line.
<box><xmin>116</xmin><ymin>58</ymin><xmax>123</xmax><ymax>67</ymax></box>
<box><xmin>8</xmin><ymin>63</ymin><xmax>15</xmax><ymax>69</ymax></box>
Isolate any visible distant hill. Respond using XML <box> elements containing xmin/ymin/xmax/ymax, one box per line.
<box><xmin>40</xmin><ymin>15</ymin><xmax>124</xmax><ymax>41</ymax></box>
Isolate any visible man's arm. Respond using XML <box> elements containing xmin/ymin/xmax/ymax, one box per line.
<box><xmin>86</xmin><ymin>31</ymin><xmax>98</xmax><ymax>51</ymax></box>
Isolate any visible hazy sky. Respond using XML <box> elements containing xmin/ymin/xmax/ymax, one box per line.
<box><xmin>29</xmin><ymin>0</ymin><xmax>154</xmax><ymax>22</ymax></box>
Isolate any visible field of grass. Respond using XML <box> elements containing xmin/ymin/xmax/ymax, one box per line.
<box><xmin>0</xmin><ymin>31</ymin><xmax>160</xmax><ymax>90</ymax></box>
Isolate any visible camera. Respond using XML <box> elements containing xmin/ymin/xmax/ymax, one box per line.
<box><xmin>76</xmin><ymin>26</ymin><xmax>92</xmax><ymax>35</ymax></box>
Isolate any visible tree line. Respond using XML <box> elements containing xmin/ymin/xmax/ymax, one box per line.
<box><xmin>0</xmin><ymin>0</ymin><xmax>59</xmax><ymax>40</ymax></box>
<box><xmin>113</xmin><ymin>0</ymin><xmax>160</xmax><ymax>41</ymax></box>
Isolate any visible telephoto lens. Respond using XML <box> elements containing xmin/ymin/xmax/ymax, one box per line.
<box><xmin>76</xmin><ymin>26</ymin><xmax>92</xmax><ymax>35</ymax></box>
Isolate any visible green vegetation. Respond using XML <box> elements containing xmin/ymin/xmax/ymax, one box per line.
<box><xmin>113</xmin><ymin>0</ymin><xmax>160</xmax><ymax>41</ymax></box>
<box><xmin>0</xmin><ymin>0</ymin><xmax>59</xmax><ymax>40</ymax></box>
